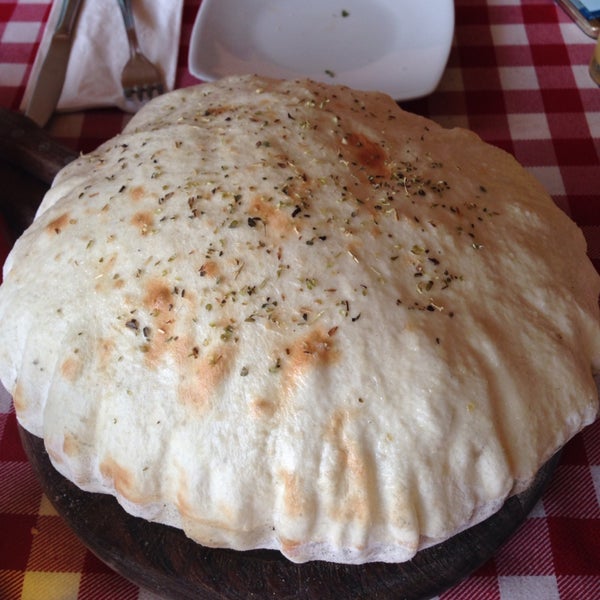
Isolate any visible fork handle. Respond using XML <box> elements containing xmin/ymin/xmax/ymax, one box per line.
<box><xmin>116</xmin><ymin>0</ymin><xmax>142</xmax><ymax>57</ymax></box>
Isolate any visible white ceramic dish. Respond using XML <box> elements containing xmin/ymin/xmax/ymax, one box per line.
<box><xmin>188</xmin><ymin>0</ymin><xmax>455</xmax><ymax>101</ymax></box>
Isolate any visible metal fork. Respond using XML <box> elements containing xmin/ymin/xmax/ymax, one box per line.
<box><xmin>117</xmin><ymin>0</ymin><xmax>165</xmax><ymax>101</ymax></box>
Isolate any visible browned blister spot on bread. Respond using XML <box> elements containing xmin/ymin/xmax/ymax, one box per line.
<box><xmin>323</xmin><ymin>409</ymin><xmax>371</xmax><ymax>527</ymax></box>
<box><xmin>129</xmin><ymin>185</ymin><xmax>146</xmax><ymax>202</ymax></box>
<box><xmin>140</xmin><ymin>280</ymin><xmax>176</xmax><ymax>366</ymax></box>
<box><xmin>62</xmin><ymin>433</ymin><xmax>79</xmax><ymax>457</ymax></box>
<box><xmin>280</xmin><ymin>470</ymin><xmax>308</xmax><ymax>519</ymax></box>
<box><xmin>178</xmin><ymin>345</ymin><xmax>236</xmax><ymax>413</ymax></box>
<box><xmin>202</xmin><ymin>104</ymin><xmax>235</xmax><ymax>117</ymax></box>
<box><xmin>343</xmin><ymin>133</ymin><xmax>389</xmax><ymax>177</ymax></box>
<box><xmin>96</xmin><ymin>338</ymin><xmax>116</xmax><ymax>372</ymax></box>
<box><xmin>250</xmin><ymin>397</ymin><xmax>277</xmax><ymax>418</ymax></box>
<box><xmin>100</xmin><ymin>456</ymin><xmax>144</xmax><ymax>503</ymax></box>
<box><xmin>60</xmin><ymin>355</ymin><xmax>82</xmax><ymax>382</ymax></box>
<box><xmin>250</xmin><ymin>196</ymin><xmax>294</xmax><ymax>238</ymax></box>
<box><xmin>46</xmin><ymin>213</ymin><xmax>70</xmax><ymax>235</ymax></box>
<box><xmin>144</xmin><ymin>280</ymin><xmax>173</xmax><ymax>313</ymax></box>
<box><xmin>282</xmin><ymin>328</ymin><xmax>339</xmax><ymax>394</ymax></box>
<box><xmin>279</xmin><ymin>537</ymin><xmax>302</xmax><ymax>554</ymax></box>
<box><xmin>12</xmin><ymin>382</ymin><xmax>26</xmax><ymax>413</ymax></box>
<box><xmin>198</xmin><ymin>260</ymin><xmax>219</xmax><ymax>278</ymax></box>
<box><xmin>175</xmin><ymin>469</ymin><xmax>238</xmax><ymax>533</ymax></box>
<box><xmin>131</xmin><ymin>211</ymin><xmax>154</xmax><ymax>236</ymax></box>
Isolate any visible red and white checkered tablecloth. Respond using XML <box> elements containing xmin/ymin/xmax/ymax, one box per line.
<box><xmin>1</xmin><ymin>1</ymin><xmax>599</xmax><ymax>599</ymax></box>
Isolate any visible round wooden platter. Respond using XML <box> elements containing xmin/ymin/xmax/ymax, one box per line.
<box><xmin>19</xmin><ymin>425</ymin><xmax>560</xmax><ymax>600</ymax></box>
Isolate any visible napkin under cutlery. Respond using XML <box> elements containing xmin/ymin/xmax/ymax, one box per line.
<box><xmin>21</xmin><ymin>0</ymin><xmax>183</xmax><ymax>115</ymax></box>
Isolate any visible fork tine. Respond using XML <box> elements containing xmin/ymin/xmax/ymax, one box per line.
<box><xmin>124</xmin><ymin>82</ymin><xmax>161</xmax><ymax>102</ymax></box>
<box><xmin>127</xmin><ymin>82</ymin><xmax>163</xmax><ymax>102</ymax></box>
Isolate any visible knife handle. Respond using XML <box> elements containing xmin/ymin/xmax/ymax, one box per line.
<box><xmin>0</xmin><ymin>107</ymin><xmax>78</xmax><ymax>185</ymax></box>
<box><xmin>55</xmin><ymin>0</ymin><xmax>84</xmax><ymax>37</ymax></box>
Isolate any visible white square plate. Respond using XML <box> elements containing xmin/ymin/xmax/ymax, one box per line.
<box><xmin>188</xmin><ymin>0</ymin><xmax>455</xmax><ymax>100</ymax></box>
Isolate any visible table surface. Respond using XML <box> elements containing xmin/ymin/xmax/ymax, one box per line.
<box><xmin>0</xmin><ymin>1</ymin><xmax>599</xmax><ymax>599</ymax></box>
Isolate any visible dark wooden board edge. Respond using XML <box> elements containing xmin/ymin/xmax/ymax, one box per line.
<box><xmin>19</xmin><ymin>424</ymin><xmax>560</xmax><ymax>600</ymax></box>
<box><xmin>0</xmin><ymin>108</ymin><xmax>79</xmax><ymax>240</ymax></box>
<box><xmin>0</xmin><ymin>162</ymin><xmax>48</xmax><ymax>237</ymax></box>
<box><xmin>0</xmin><ymin>107</ymin><xmax>78</xmax><ymax>186</ymax></box>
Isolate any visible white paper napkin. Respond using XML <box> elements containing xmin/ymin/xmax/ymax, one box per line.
<box><xmin>21</xmin><ymin>0</ymin><xmax>183</xmax><ymax>114</ymax></box>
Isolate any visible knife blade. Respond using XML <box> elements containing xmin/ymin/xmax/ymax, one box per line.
<box><xmin>25</xmin><ymin>0</ymin><xmax>84</xmax><ymax>127</ymax></box>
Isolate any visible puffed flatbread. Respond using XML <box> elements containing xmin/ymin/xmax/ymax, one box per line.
<box><xmin>0</xmin><ymin>75</ymin><xmax>598</xmax><ymax>564</ymax></box>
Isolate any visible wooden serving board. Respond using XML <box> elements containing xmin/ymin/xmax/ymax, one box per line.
<box><xmin>2</xmin><ymin>108</ymin><xmax>561</xmax><ymax>599</ymax></box>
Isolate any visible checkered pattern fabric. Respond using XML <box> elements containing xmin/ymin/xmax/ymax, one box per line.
<box><xmin>0</xmin><ymin>0</ymin><xmax>599</xmax><ymax>598</ymax></box>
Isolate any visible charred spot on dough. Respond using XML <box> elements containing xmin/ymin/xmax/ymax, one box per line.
<box><xmin>322</xmin><ymin>409</ymin><xmax>372</xmax><ymax>525</ymax></box>
<box><xmin>137</xmin><ymin>280</ymin><xmax>178</xmax><ymax>365</ymax></box>
<box><xmin>62</xmin><ymin>433</ymin><xmax>79</xmax><ymax>458</ymax></box>
<box><xmin>96</xmin><ymin>337</ymin><xmax>116</xmax><ymax>371</ymax></box>
<box><xmin>279</xmin><ymin>537</ymin><xmax>302</xmax><ymax>555</ymax></box>
<box><xmin>129</xmin><ymin>185</ymin><xmax>146</xmax><ymax>202</ymax></box>
<box><xmin>60</xmin><ymin>355</ymin><xmax>83</xmax><ymax>382</ymax></box>
<box><xmin>144</xmin><ymin>280</ymin><xmax>174</xmax><ymax>313</ymax></box>
<box><xmin>131</xmin><ymin>211</ymin><xmax>154</xmax><ymax>235</ymax></box>
<box><xmin>198</xmin><ymin>260</ymin><xmax>219</xmax><ymax>278</ymax></box>
<box><xmin>174</xmin><ymin>466</ymin><xmax>241</xmax><ymax>534</ymax></box>
<box><xmin>279</xmin><ymin>470</ymin><xmax>308</xmax><ymax>519</ymax></box>
<box><xmin>175</xmin><ymin>472</ymin><xmax>200</xmax><ymax>521</ymax></box>
<box><xmin>176</xmin><ymin>483</ymin><xmax>240</xmax><ymax>534</ymax></box>
<box><xmin>342</xmin><ymin>132</ymin><xmax>389</xmax><ymax>177</ymax></box>
<box><xmin>46</xmin><ymin>213</ymin><xmax>71</xmax><ymax>235</ymax></box>
<box><xmin>178</xmin><ymin>346</ymin><xmax>236</xmax><ymax>411</ymax></box>
<box><xmin>293</xmin><ymin>328</ymin><xmax>338</xmax><ymax>365</ymax></box>
<box><xmin>12</xmin><ymin>382</ymin><xmax>26</xmax><ymax>413</ymax></box>
<box><xmin>143</xmin><ymin>328</ymin><xmax>181</xmax><ymax>367</ymax></box>
<box><xmin>249</xmin><ymin>195</ymin><xmax>294</xmax><ymax>237</ymax></box>
<box><xmin>324</xmin><ymin>409</ymin><xmax>346</xmax><ymax>449</ymax></box>
<box><xmin>100</xmin><ymin>456</ymin><xmax>142</xmax><ymax>503</ymax></box>
<box><xmin>281</xmin><ymin>328</ymin><xmax>340</xmax><ymax>392</ymax></box>
<box><xmin>250</xmin><ymin>396</ymin><xmax>277</xmax><ymax>418</ymax></box>
<box><xmin>323</xmin><ymin>410</ymin><xmax>359</xmax><ymax>477</ymax></box>
<box><xmin>201</xmin><ymin>104</ymin><xmax>235</xmax><ymax>117</ymax></box>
